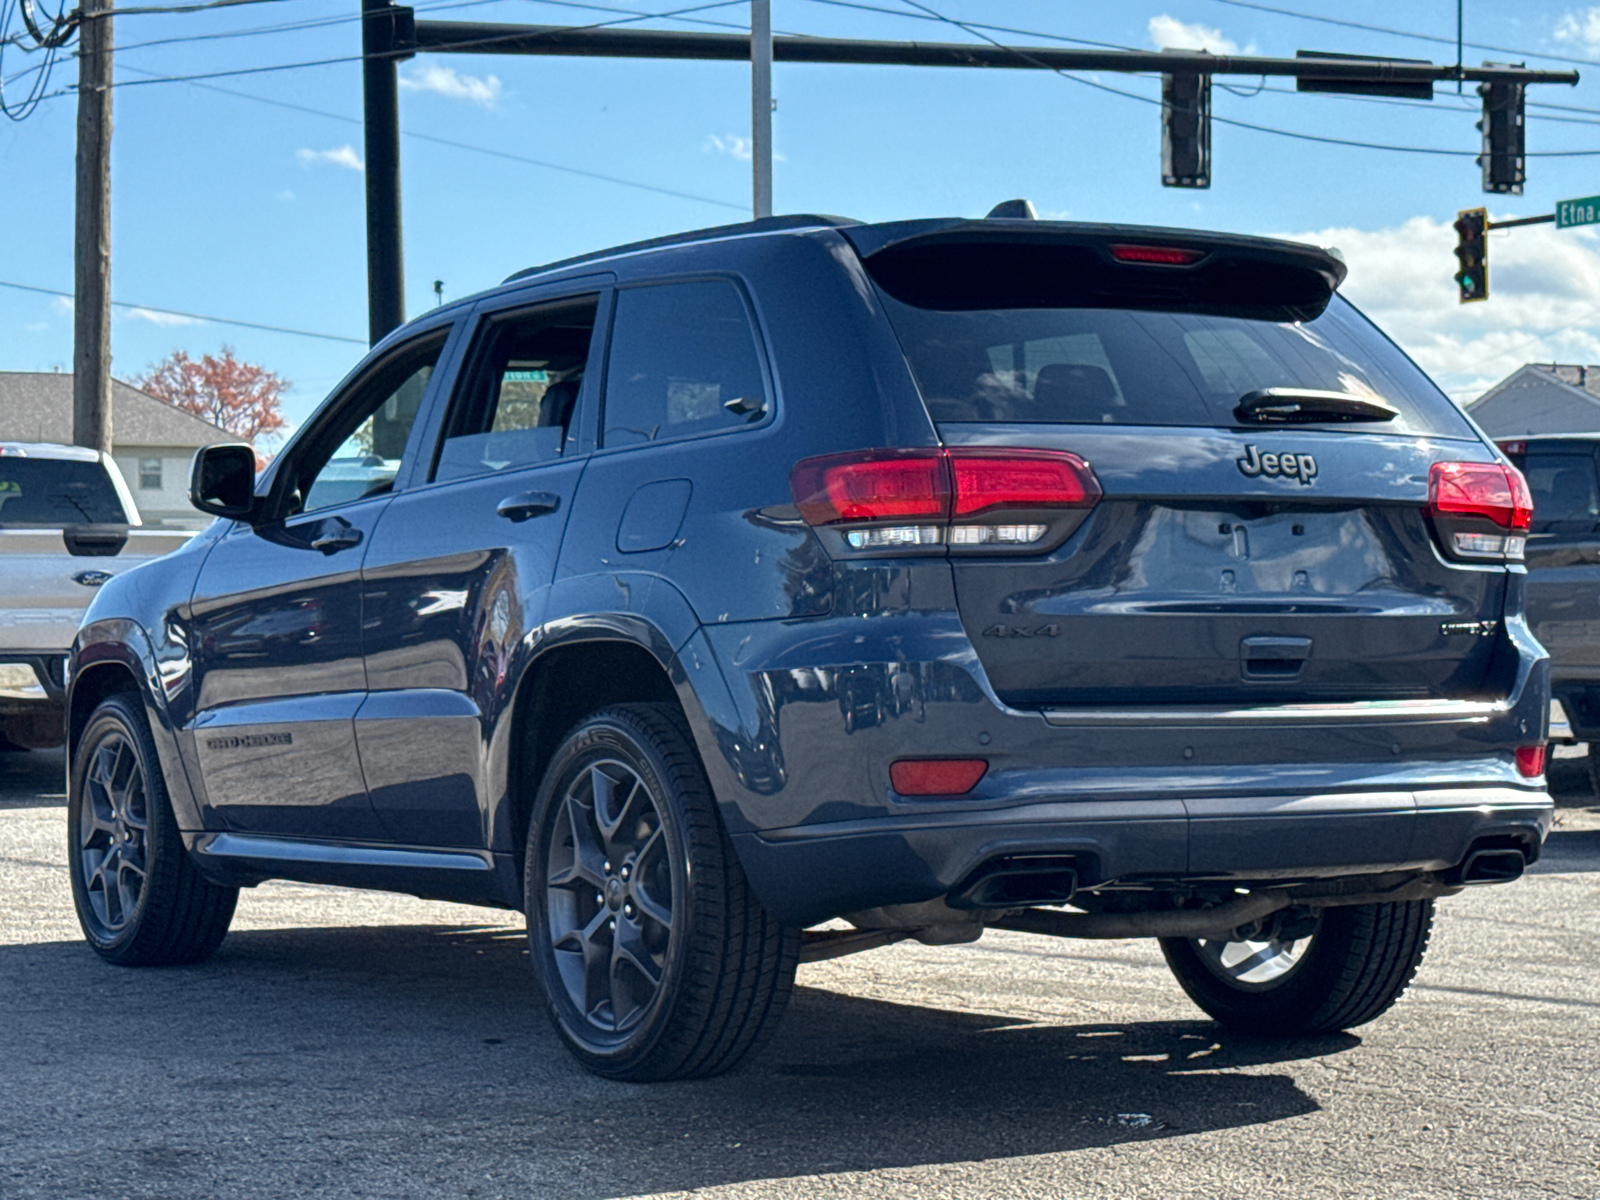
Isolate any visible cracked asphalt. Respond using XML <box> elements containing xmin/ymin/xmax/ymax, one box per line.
<box><xmin>2</xmin><ymin>744</ymin><xmax>1597</xmax><ymax>1199</ymax></box>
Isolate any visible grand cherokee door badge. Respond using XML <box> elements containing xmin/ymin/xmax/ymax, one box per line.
<box><xmin>1440</xmin><ymin>620</ymin><xmax>1498</xmax><ymax>637</ymax></box>
<box><xmin>1237</xmin><ymin>444</ymin><xmax>1317</xmax><ymax>484</ymax></box>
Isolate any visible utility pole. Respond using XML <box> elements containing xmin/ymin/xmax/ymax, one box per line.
<box><xmin>751</xmin><ymin>0</ymin><xmax>772</xmax><ymax>219</ymax></box>
<box><xmin>73</xmin><ymin>0</ymin><xmax>113</xmax><ymax>454</ymax></box>
<box><xmin>362</xmin><ymin>0</ymin><xmax>411</xmax><ymax>345</ymax></box>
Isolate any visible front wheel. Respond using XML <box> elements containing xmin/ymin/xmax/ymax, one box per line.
<box><xmin>525</xmin><ymin>703</ymin><xmax>800</xmax><ymax>1081</ymax></box>
<box><xmin>68</xmin><ymin>694</ymin><xmax>238</xmax><ymax>965</ymax></box>
<box><xmin>1160</xmin><ymin>900</ymin><xmax>1433</xmax><ymax>1036</ymax></box>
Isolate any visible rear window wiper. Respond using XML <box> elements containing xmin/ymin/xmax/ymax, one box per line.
<box><xmin>1235</xmin><ymin>388</ymin><xmax>1399</xmax><ymax>424</ymax></box>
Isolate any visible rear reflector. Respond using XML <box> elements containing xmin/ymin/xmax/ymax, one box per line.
<box><xmin>1108</xmin><ymin>244</ymin><xmax>1207</xmax><ymax>266</ymax></box>
<box><xmin>1429</xmin><ymin>462</ymin><xmax>1533</xmax><ymax>532</ymax></box>
<box><xmin>1514</xmin><ymin>745</ymin><xmax>1547</xmax><ymax>778</ymax></box>
<box><xmin>890</xmin><ymin>758</ymin><xmax>988</xmax><ymax>796</ymax></box>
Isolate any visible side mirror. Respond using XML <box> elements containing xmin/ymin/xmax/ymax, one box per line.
<box><xmin>190</xmin><ymin>444</ymin><xmax>260</xmax><ymax>521</ymax></box>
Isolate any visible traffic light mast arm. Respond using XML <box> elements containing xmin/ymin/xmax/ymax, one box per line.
<box><xmin>1487</xmin><ymin>213</ymin><xmax>1555</xmax><ymax>230</ymax></box>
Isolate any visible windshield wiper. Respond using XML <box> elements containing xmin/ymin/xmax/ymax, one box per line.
<box><xmin>1235</xmin><ymin>388</ymin><xmax>1400</xmax><ymax>424</ymax></box>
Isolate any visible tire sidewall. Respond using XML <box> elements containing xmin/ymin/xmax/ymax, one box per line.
<box><xmin>525</xmin><ymin>711</ymin><xmax>699</xmax><ymax>1075</ymax></box>
<box><xmin>1162</xmin><ymin>909</ymin><xmax>1360</xmax><ymax>1030</ymax></box>
<box><xmin>68</xmin><ymin>695</ymin><xmax>169</xmax><ymax>956</ymax></box>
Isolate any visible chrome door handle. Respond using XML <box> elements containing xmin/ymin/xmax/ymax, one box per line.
<box><xmin>497</xmin><ymin>492</ymin><xmax>561</xmax><ymax>522</ymax></box>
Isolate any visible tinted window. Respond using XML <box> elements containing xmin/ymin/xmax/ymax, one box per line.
<box><xmin>290</xmin><ymin>334</ymin><xmax>445</xmax><ymax>516</ymax></box>
<box><xmin>1523</xmin><ymin>451</ymin><xmax>1600</xmax><ymax>532</ymax></box>
<box><xmin>0</xmin><ymin>457</ymin><xmax>128</xmax><ymax>526</ymax></box>
<box><xmin>878</xmin><ymin>293</ymin><xmax>1476</xmax><ymax>437</ymax></box>
<box><xmin>602</xmin><ymin>280</ymin><xmax>767</xmax><ymax>448</ymax></box>
<box><xmin>435</xmin><ymin>297</ymin><xmax>598</xmax><ymax>483</ymax></box>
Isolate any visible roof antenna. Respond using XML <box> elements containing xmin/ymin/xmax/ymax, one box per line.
<box><xmin>986</xmin><ymin>198</ymin><xmax>1038</xmax><ymax>220</ymax></box>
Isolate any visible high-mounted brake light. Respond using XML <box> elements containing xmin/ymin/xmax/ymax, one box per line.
<box><xmin>1427</xmin><ymin>461</ymin><xmax>1533</xmax><ymax>562</ymax></box>
<box><xmin>1108</xmin><ymin>244</ymin><xmax>1207</xmax><ymax>266</ymax></box>
<box><xmin>790</xmin><ymin>448</ymin><xmax>1101</xmax><ymax>554</ymax></box>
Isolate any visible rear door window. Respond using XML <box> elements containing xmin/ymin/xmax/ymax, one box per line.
<box><xmin>601</xmin><ymin>280</ymin><xmax>768</xmax><ymax>448</ymax></box>
<box><xmin>877</xmin><ymin>292</ymin><xmax>1477</xmax><ymax>438</ymax></box>
<box><xmin>1522</xmin><ymin>450</ymin><xmax>1600</xmax><ymax>533</ymax></box>
<box><xmin>434</xmin><ymin>296</ymin><xmax>600</xmax><ymax>483</ymax></box>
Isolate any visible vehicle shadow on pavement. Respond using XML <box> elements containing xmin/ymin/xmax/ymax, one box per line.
<box><xmin>0</xmin><ymin>922</ymin><xmax>1346</xmax><ymax>1198</ymax></box>
<box><xmin>1534</xmin><ymin>827</ymin><xmax>1600</xmax><ymax>873</ymax></box>
<box><xmin>0</xmin><ymin>747</ymin><xmax>65</xmax><ymax>809</ymax></box>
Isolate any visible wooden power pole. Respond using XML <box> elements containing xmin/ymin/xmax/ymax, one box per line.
<box><xmin>73</xmin><ymin>0</ymin><xmax>114</xmax><ymax>454</ymax></box>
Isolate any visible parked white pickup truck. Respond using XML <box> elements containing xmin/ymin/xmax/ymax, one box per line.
<box><xmin>0</xmin><ymin>443</ymin><xmax>194</xmax><ymax>749</ymax></box>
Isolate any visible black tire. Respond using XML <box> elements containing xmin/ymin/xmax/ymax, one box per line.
<box><xmin>1586</xmin><ymin>741</ymin><xmax>1600</xmax><ymax>802</ymax></box>
<box><xmin>525</xmin><ymin>702</ymin><xmax>800</xmax><ymax>1081</ymax></box>
<box><xmin>1160</xmin><ymin>900</ymin><xmax>1433</xmax><ymax>1036</ymax></box>
<box><xmin>68</xmin><ymin>694</ymin><xmax>238</xmax><ymax>966</ymax></box>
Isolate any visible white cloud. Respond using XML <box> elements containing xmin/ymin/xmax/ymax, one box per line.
<box><xmin>399</xmin><ymin>64</ymin><xmax>502</xmax><ymax>107</ymax></box>
<box><xmin>50</xmin><ymin>296</ymin><xmax>72</xmax><ymax>315</ymax></box>
<box><xmin>1554</xmin><ymin>8</ymin><xmax>1600</xmax><ymax>51</ymax></box>
<box><xmin>1148</xmin><ymin>15</ymin><xmax>1250</xmax><ymax>55</ymax></box>
<box><xmin>124</xmin><ymin>307</ymin><xmax>200</xmax><ymax>327</ymax></box>
<box><xmin>1281</xmin><ymin>217</ymin><xmax>1600</xmax><ymax>400</ymax></box>
<box><xmin>23</xmin><ymin>322</ymin><xmax>47</xmax><ymax>332</ymax></box>
<box><xmin>703</xmin><ymin>133</ymin><xmax>785</xmax><ymax>163</ymax></box>
<box><xmin>296</xmin><ymin>145</ymin><xmax>364</xmax><ymax>172</ymax></box>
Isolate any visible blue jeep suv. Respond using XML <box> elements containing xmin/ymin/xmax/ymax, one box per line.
<box><xmin>67</xmin><ymin>211</ymin><xmax>1552</xmax><ymax>1080</ymax></box>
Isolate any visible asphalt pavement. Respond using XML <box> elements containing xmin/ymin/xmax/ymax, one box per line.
<box><xmin>1</xmin><ymin>744</ymin><xmax>1596</xmax><ymax>1200</ymax></box>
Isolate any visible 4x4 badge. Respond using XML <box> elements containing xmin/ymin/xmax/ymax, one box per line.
<box><xmin>1237</xmin><ymin>444</ymin><xmax>1317</xmax><ymax>485</ymax></box>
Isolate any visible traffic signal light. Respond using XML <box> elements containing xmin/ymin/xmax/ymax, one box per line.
<box><xmin>1454</xmin><ymin>208</ymin><xmax>1489</xmax><ymax>303</ymax></box>
<box><xmin>1162</xmin><ymin>71</ymin><xmax>1211</xmax><ymax>188</ymax></box>
<box><xmin>1478</xmin><ymin>79</ymin><xmax>1526</xmax><ymax>195</ymax></box>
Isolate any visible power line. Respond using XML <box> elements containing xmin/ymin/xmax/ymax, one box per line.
<box><xmin>116</xmin><ymin>62</ymin><xmax>748</xmax><ymax>209</ymax></box>
<box><xmin>1205</xmin><ymin>0</ymin><xmax>1600</xmax><ymax>71</ymax></box>
<box><xmin>0</xmin><ymin>278</ymin><xmax>368</xmax><ymax>343</ymax></box>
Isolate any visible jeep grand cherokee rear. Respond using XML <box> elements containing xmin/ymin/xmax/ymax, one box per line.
<box><xmin>66</xmin><ymin>213</ymin><xmax>1551</xmax><ymax>1081</ymax></box>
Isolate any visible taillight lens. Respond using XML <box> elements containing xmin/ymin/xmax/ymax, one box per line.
<box><xmin>1427</xmin><ymin>461</ymin><xmax>1532</xmax><ymax>561</ymax></box>
<box><xmin>791</xmin><ymin>448</ymin><xmax>1101</xmax><ymax>554</ymax></box>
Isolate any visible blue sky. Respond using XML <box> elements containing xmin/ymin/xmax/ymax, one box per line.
<box><xmin>5</xmin><ymin>0</ymin><xmax>1600</xmax><ymax>441</ymax></box>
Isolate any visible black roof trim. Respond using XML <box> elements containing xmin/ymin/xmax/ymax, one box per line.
<box><xmin>504</xmin><ymin>214</ymin><xmax>859</xmax><ymax>284</ymax></box>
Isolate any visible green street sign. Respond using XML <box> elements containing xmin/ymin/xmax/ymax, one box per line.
<box><xmin>1556</xmin><ymin>196</ymin><xmax>1600</xmax><ymax>228</ymax></box>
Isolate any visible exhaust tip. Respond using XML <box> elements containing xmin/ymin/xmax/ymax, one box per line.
<box><xmin>1455</xmin><ymin>848</ymin><xmax>1527</xmax><ymax>886</ymax></box>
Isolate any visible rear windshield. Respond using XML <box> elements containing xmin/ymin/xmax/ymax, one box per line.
<box><xmin>1520</xmin><ymin>448</ymin><xmax>1600</xmax><ymax>533</ymax></box>
<box><xmin>876</xmin><ymin>292</ymin><xmax>1476</xmax><ymax>438</ymax></box>
<box><xmin>0</xmin><ymin>457</ymin><xmax>128</xmax><ymax>526</ymax></box>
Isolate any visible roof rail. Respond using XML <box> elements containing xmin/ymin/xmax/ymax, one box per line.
<box><xmin>503</xmin><ymin>213</ymin><xmax>858</xmax><ymax>283</ymax></box>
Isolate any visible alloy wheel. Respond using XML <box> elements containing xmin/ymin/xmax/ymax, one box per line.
<box><xmin>1191</xmin><ymin>910</ymin><xmax>1321</xmax><ymax>991</ymax></box>
<box><xmin>544</xmin><ymin>759</ymin><xmax>675</xmax><ymax>1034</ymax></box>
<box><xmin>77</xmin><ymin>732</ymin><xmax>150</xmax><ymax>934</ymax></box>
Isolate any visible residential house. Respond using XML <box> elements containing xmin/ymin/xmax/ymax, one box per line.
<box><xmin>1465</xmin><ymin>363</ymin><xmax>1600</xmax><ymax>439</ymax></box>
<box><xmin>0</xmin><ymin>371</ymin><xmax>234</xmax><ymax>528</ymax></box>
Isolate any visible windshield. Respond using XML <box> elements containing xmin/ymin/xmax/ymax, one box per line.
<box><xmin>0</xmin><ymin>457</ymin><xmax>129</xmax><ymax>526</ymax></box>
<box><xmin>877</xmin><ymin>293</ymin><xmax>1476</xmax><ymax>438</ymax></box>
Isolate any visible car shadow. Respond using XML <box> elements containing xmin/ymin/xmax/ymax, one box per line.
<box><xmin>0</xmin><ymin>922</ymin><xmax>1346</xmax><ymax>1197</ymax></box>
<box><xmin>1534</xmin><ymin>827</ymin><xmax>1600</xmax><ymax>874</ymax></box>
<box><xmin>0</xmin><ymin>745</ymin><xmax>65</xmax><ymax>809</ymax></box>
<box><xmin>1547</xmin><ymin>750</ymin><xmax>1599</xmax><ymax>814</ymax></box>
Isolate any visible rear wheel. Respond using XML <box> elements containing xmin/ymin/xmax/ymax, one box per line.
<box><xmin>525</xmin><ymin>703</ymin><xmax>799</xmax><ymax>1081</ymax></box>
<box><xmin>68</xmin><ymin>695</ymin><xmax>238</xmax><ymax>965</ymax></box>
<box><xmin>1160</xmin><ymin>900</ymin><xmax>1433</xmax><ymax>1035</ymax></box>
<box><xmin>1586</xmin><ymin>741</ymin><xmax>1600</xmax><ymax>802</ymax></box>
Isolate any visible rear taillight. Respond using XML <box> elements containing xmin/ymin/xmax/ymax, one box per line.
<box><xmin>791</xmin><ymin>448</ymin><xmax>1101</xmax><ymax>554</ymax></box>
<box><xmin>1427</xmin><ymin>461</ymin><xmax>1532</xmax><ymax>562</ymax></box>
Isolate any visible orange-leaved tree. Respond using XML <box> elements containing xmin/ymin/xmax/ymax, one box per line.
<box><xmin>135</xmin><ymin>347</ymin><xmax>288</xmax><ymax>444</ymax></box>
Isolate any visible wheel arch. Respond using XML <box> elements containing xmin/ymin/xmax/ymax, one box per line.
<box><xmin>70</xmin><ymin>621</ymin><xmax>205</xmax><ymax>831</ymax></box>
<box><xmin>501</xmin><ymin>632</ymin><xmax>682</xmax><ymax>882</ymax></box>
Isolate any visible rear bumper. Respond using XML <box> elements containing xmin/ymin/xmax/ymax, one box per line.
<box><xmin>733</xmin><ymin>786</ymin><xmax>1553</xmax><ymax>927</ymax></box>
<box><xmin>686</xmin><ymin>608</ymin><xmax>1552</xmax><ymax>927</ymax></box>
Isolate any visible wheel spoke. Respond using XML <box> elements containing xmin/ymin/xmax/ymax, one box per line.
<box><xmin>593</xmin><ymin>767</ymin><xmax>648</xmax><ymax>853</ymax></box>
<box><xmin>610</xmin><ymin>918</ymin><xmax>663</xmax><ymax>1028</ymax></box>
<box><xmin>546</xmin><ymin>793</ymin><xmax>607</xmax><ymax>888</ymax></box>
